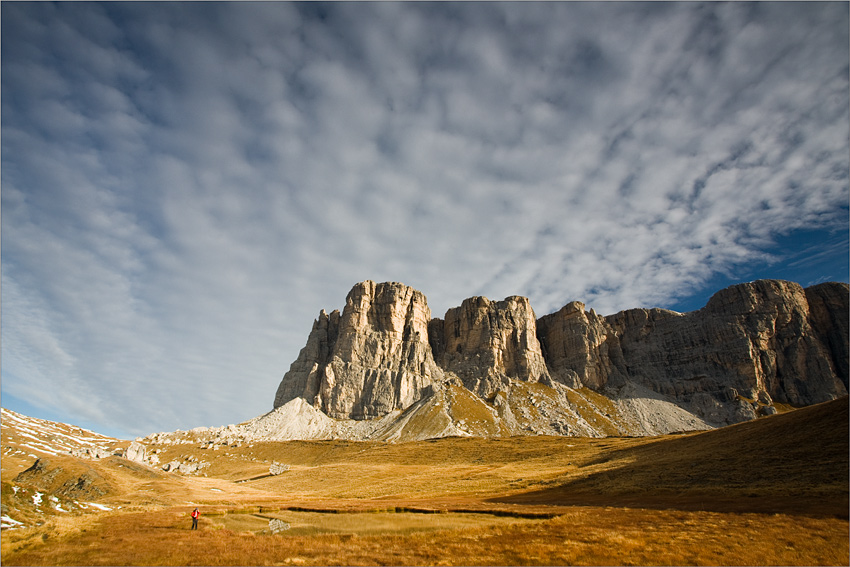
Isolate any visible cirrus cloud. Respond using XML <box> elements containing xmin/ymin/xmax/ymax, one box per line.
<box><xmin>2</xmin><ymin>2</ymin><xmax>847</xmax><ymax>437</ymax></box>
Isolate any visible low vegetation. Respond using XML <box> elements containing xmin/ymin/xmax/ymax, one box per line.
<box><xmin>3</xmin><ymin>505</ymin><xmax>847</xmax><ymax>566</ymax></box>
<box><xmin>2</xmin><ymin>398</ymin><xmax>848</xmax><ymax>565</ymax></box>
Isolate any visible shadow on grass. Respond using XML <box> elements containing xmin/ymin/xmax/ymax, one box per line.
<box><xmin>233</xmin><ymin>473</ymin><xmax>275</xmax><ymax>483</ymax></box>
<box><xmin>492</xmin><ymin>397</ymin><xmax>849</xmax><ymax>518</ymax></box>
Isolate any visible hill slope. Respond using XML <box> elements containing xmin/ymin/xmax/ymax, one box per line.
<box><xmin>1</xmin><ymin>408</ymin><xmax>124</xmax><ymax>465</ymax></box>
<box><xmin>2</xmin><ymin>399</ymin><xmax>847</xmax><ymax>566</ymax></box>
<box><xmin>498</xmin><ymin>396</ymin><xmax>849</xmax><ymax>517</ymax></box>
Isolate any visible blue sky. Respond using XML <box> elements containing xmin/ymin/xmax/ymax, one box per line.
<box><xmin>2</xmin><ymin>2</ymin><xmax>848</xmax><ymax>439</ymax></box>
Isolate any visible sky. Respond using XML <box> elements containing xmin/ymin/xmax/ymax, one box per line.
<box><xmin>2</xmin><ymin>2</ymin><xmax>848</xmax><ymax>439</ymax></box>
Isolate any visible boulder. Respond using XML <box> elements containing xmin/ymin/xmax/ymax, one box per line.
<box><xmin>125</xmin><ymin>441</ymin><xmax>146</xmax><ymax>464</ymax></box>
<box><xmin>269</xmin><ymin>461</ymin><xmax>290</xmax><ymax>475</ymax></box>
<box><xmin>269</xmin><ymin>518</ymin><xmax>290</xmax><ymax>533</ymax></box>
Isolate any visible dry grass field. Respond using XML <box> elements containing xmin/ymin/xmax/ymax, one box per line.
<box><xmin>2</xmin><ymin>397</ymin><xmax>848</xmax><ymax>565</ymax></box>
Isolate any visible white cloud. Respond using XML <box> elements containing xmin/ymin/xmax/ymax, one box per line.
<box><xmin>2</xmin><ymin>2</ymin><xmax>847</xmax><ymax>436</ymax></box>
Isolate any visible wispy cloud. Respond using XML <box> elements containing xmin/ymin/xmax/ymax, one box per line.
<box><xmin>2</xmin><ymin>2</ymin><xmax>847</xmax><ymax>436</ymax></box>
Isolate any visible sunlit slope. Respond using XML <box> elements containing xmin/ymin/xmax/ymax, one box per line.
<box><xmin>1</xmin><ymin>408</ymin><xmax>126</xmax><ymax>474</ymax></box>
<box><xmin>4</xmin><ymin>397</ymin><xmax>846</xmax><ymax>525</ymax></box>
<box><xmin>498</xmin><ymin>396</ymin><xmax>849</xmax><ymax>516</ymax></box>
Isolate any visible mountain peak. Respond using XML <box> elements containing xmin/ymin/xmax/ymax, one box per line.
<box><xmin>270</xmin><ymin>279</ymin><xmax>849</xmax><ymax>441</ymax></box>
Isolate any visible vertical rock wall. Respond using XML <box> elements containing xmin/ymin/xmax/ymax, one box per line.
<box><xmin>275</xmin><ymin>279</ymin><xmax>849</xmax><ymax>424</ymax></box>
<box><xmin>430</xmin><ymin>295</ymin><xmax>550</xmax><ymax>399</ymax></box>
<box><xmin>537</xmin><ymin>301</ymin><xmax>627</xmax><ymax>390</ymax></box>
<box><xmin>804</xmin><ymin>282</ymin><xmax>850</xmax><ymax>391</ymax></box>
<box><xmin>536</xmin><ymin>280</ymin><xmax>849</xmax><ymax>415</ymax></box>
<box><xmin>273</xmin><ymin>308</ymin><xmax>339</xmax><ymax>409</ymax></box>
<box><xmin>275</xmin><ymin>281</ymin><xmax>442</xmax><ymax>419</ymax></box>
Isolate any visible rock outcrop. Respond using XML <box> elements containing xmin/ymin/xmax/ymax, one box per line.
<box><xmin>275</xmin><ymin>281</ymin><xmax>443</xmax><ymax>419</ymax></box>
<box><xmin>429</xmin><ymin>295</ymin><xmax>550</xmax><ymax>399</ymax></box>
<box><xmin>538</xmin><ymin>280</ymin><xmax>849</xmax><ymax>424</ymax></box>
<box><xmin>271</xmin><ymin>279</ymin><xmax>849</xmax><ymax>439</ymax></box>
<box><xmin>70</xmin><ymin>446</ymin><xmax>112</xmax><ymax>460</ymax></box>
<box><xmin>124</xmin><ymin>441</ymin><xmax>146</xmax><ymax>464</ymax></box>
<box><xmin>536</xmin><ymin>301</ymin><xmax>626</xmax><ymax>390</ymax></box>
<box><xmin>269</xmin><ymin>462</ymin><xmax>290</xmax><ymax>475</ymax></box>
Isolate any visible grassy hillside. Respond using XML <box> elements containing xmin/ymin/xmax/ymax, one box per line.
<box><xmin>499</xmin><ymin>396</ymin><xmax>849</xmax><ymax>516</ymax></box>
<box><xmin>2</xmin><ymin>397</ymin><xmax>847</xmax><ymax>565</ymax></box>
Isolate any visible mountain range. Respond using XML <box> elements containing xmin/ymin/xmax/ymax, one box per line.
<box><xmin>261</xmin><ymin>278</ymin><xmax>848</xmax><ymax>442</ymax></box>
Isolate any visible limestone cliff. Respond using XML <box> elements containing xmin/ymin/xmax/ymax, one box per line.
<box><xmin>804</xmin><ymin>282</ymin><xmax>849</xmax><ymax>391</ymax></box>
<box><xmin>275</xmin><ymin>281</ymin><xmax>442</xmax><ymax>419</ymax></box>
<box><xmin>273</xmin><ymin>308</ymin><xmax>340</xmax><ymax>409</ymax></box>
<box><xmin>429</xmin><ymin>295</ymin><xmax>550</xmax><ymax>399</ymax></box>
<box><xmin>537</xmin><ymin>280</ymin><xmax>849</xmax><ymax>424</ymax></box>
<box><xmin>273</xmin><ymin>279</ymin><xmax>848</xmax><ymax>438</ymax></box>
<box><xmin>536</xmin><ymin>301</ymin><xmax>627</xmax><ymax>390</ymax></box>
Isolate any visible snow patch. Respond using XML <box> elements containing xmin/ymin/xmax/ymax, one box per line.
<box><xmin>1</xmin><ymin>408</ymin><xmax>121</xmax><ymax>458</ymax></box>
<box><xmin>1</xmin><ymin>515</ymin><xmax>24</xmax><ymax>529</ymax></box>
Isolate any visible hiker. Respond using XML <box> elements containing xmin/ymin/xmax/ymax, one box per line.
<box><xmin>191</xmin><ymin>508</ymin><xmax>199</xmax><ymax>530</ymax></box>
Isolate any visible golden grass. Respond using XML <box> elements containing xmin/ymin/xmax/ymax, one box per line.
<box><xmin>499</xmin><ymin>397</ymin><xmax>849</xmax><ymax>517</ymax></box>
<box><xmin>3</xmin><ymin>397</ymin><xmax>847</xmax><ymax>565</ymax></box>
<box><xmin>565</xmin><ymin>387</ymin><xmax>625</xmax><ymax>436</ymax></box>
<box><xmin>771</xmin><ymin>402</ymin><xmax>799</xmax><ymax>414</ymax></box>
<box><xmin>3</xmin><ymin>505</ymin><xmax>847</xmax><ymax>566</ymax></box>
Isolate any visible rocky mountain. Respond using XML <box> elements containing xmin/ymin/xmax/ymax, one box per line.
<box><xmin>538</xmin><ymin>280</ymin><xmax>849</xmax><ymax>420</ymax></box>
<box><xmin>266</xmin><ymin>279</ymin><xmax>848</xmax><ymax>442</ymax></box>
<box><xmin>273</xmin><ymin>281</ymin><xmax>443</xmax><ymax>419</ymax></box>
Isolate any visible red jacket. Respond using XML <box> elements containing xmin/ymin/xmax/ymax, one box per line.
<box><xmin>191</xmin><ymin>510</ymin><xmax>199</xmax><ymax>519</ymax></box>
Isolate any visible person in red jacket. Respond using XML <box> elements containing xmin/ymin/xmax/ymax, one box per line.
<box><xmin>191</xmin><ymin>508</ymin><xmax>199</xmax><ymax>530</ymax></box>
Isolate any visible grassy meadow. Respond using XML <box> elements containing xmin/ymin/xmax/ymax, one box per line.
<box><xmin>2</xmin><ymin>398</ymin><xmax>848</xmax><ymax>565</ymax></box>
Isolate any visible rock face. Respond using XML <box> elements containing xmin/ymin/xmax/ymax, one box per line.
<box><xmin>430</xmin><ymin>295</ymin><xmax>550</xmax><ymax>399</ymax></box>
<box><xmin>538</xmin><ymin>280</ymin><xmax>849</xmax><ymax>423</ymax></box>
<box><xmin>274</xmin><ymin>281</ymin><xmax>443</xmax><ymax>419</ymax></box>
<box><xmin>272</xmin><ymin>279</ymin><xmax>849</xmax><ymax>437</ymax></box>
<box><xmin>537</xmin><ymin>301</ymin><xmax>625</xmax><ymax>390</ymax></box>
<box><xmin>804</xmin><ymin>282</ymin><xmax>850</xmax><ymax>391</ymax></box>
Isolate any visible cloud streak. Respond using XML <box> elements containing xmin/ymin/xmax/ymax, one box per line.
<box><xmin>2</xmin><ymin>2</ymin><xmax>847</xmax><ymax>436</ymax></box>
